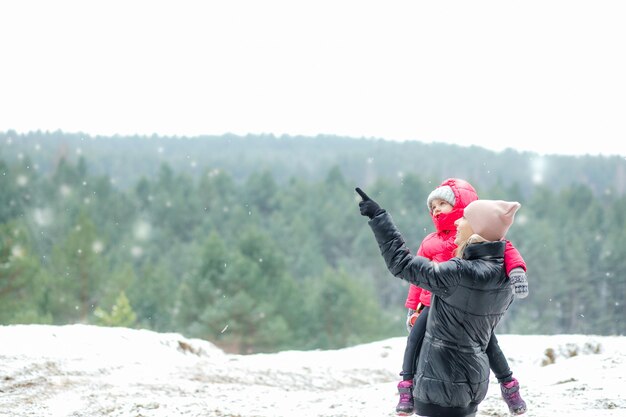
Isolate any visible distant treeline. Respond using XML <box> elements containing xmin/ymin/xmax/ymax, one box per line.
<box><xmin>0</xmin><ymin>132</ymin><xmax>625</xmax><ymax>354</ymax></box>
<box><xmin>2</xmin><ymin>130</ymin><xmax>626</xmax><ymax>196</ymax></box>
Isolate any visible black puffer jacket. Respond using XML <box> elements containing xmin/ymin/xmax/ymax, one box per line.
<box><xmin>369</xmin><ymin>212</ymin><xmax>514</xmax><ymax>417</ymax></box>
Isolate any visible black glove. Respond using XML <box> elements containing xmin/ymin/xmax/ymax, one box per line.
<box><xmin>355</xmin><ymin>187</ymin><xmax>385</xmax><ymax>219</ymax></box>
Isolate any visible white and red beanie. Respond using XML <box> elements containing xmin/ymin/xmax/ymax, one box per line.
<box><xmin>463</xmin><ymin>200</ymin><xmax>521</xmax><ymax>241</ymax></box>
<box><xmin>426</xmin><ymin>185</ymin><xmax>456</xmax><ymax>212</ymax></box>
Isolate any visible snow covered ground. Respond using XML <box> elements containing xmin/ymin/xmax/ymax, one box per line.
<box><xmin>1</xmin><ymin>324</ymin><xmax>624</xmax><ymax>417</ymax></box>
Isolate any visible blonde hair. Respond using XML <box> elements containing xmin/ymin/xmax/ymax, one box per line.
<box><xmin>454</xmin><ymin>233</ymin><xmax>487</xmax><ymax>258</ymax></box>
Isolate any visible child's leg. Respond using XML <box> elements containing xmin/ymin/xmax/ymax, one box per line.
<box><xmin>400</xmin><ymin>307</ymin><xmax>429</xmax><ymax>380</ymax></box>
<box><xmin>486</xmin><ymin>333</ymin><xmax>513</xmax><ymax>383</ymax></box>
<box><xmin>396</xmin><ymin>307</ymin><xmax>430</xmax><ymax>415</ymax></box>
<box><xmin>489</xmin><ymin>333</ymin><xmax>527</xmax><ymax>415</ymax></box>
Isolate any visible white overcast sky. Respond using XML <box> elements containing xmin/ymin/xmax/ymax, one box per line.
<box><xmin>1</xmin><ymin>0</ymin><xmax>625</xmax><ymax>157</ymax></box>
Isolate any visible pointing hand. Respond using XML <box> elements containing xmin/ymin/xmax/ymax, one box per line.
<box><xmin>355</xmin><ymin>187</ymin><xmax>385</xmax><ymax>219</ymax></box>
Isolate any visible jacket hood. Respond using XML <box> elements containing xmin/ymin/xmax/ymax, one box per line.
<box><xmin>431</xmin><ymin>178</ymin><xmax>478</xmax><ymax>233</ymax></box>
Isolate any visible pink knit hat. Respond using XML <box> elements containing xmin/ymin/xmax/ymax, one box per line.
<box><xmin>463</xmin><ymin>200</ymin><xmax>521</xmax><ymax>241</ymax></box>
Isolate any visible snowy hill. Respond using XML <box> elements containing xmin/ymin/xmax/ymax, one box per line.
<box><xmin>1</xmin><ymin>325</ymin><xmax>624</xmax><ymax>417</ymax></box>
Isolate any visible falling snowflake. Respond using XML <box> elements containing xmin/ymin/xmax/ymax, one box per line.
<box><xmin>33</xmin><ymin>208</ymin><xmax>53</xmax><ymax>227</ymax></box>
<box><xmin>92</xmin><ymin>241</ymin><xmax>104</xmax><ymax>254</ymax></box>
<box><xmin>130</xmin><ymin>246</ymin><xmax>143</xmax><ymax>258</ymax></box>
<box><xmin>133</xmin><ymin>221</ymin><xmax>152</xmax><ymax>241</ymax></box>
<box><xmin>11</xmin><ymin>245</ymin><xmax>24</xmax><ymax>259</ymax></box>
<box><xmin>16</xmin><ymin>175</ymin><xmax>28</xmax><ymax>187</ymax></box>
<box><xmin>60</xmin><ymin>184</ymin><xmax>72</xmax><ymax>197</ymax></box>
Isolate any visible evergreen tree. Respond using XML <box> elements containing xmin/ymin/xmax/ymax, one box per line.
<box><xmin>0</xmin><ymin>221</ymin><xmax>42</xmax><ymax>323</ymax></box>
<box><xmin>127</xmin><ymin>261</ymin><xmax>177</xmax><ymax>331</ymax></box>
<box><xmin>0</xmin><ymin>159</ymin><xmax>24</xmax><ymax>223</ymax></box>
<box><xmin>47</xmin><ymin>209</ymin><xmax>104</xmax><ymax>322</ymax></box>
<box><xmin>303</xmin><ymin>268</ymin><xmax>393</xmax><ymax>349</ymax></box>
<box><xmin>94</xmin><ymin>291</ymin><xmax>137</xmax><ymax>327</ymax></box>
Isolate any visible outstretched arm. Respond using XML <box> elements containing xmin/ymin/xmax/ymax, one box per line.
<box><xmin>356</xmin><ymin>188</ymin><xmax>460</xmax><ymax>296</ymax></box>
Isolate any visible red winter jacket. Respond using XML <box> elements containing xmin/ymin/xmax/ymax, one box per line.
<box><xmin>404</xmin><ymin>178</ymin><xmax>526</xmax><ymax>310</ymax></box>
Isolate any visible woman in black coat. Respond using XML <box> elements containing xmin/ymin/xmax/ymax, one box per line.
<box><xmin>356</xmin><ymin>188</ymin><xmax>521</xmax><ymax>417</ymax></box>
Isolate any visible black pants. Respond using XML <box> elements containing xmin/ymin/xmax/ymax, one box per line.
<box><xmin>485</xmin><ymin>333</ymin><xmax>513</xmax><ymax>383</ymax></box>
<box><xmin>401</xmin><ymin>307</ymin><xmax>513</xmax><ymax>383</ymax></box>
<box><xmin>400</xmin><ymin>307</ymin><xmax>429</xmax><ymax>381</ymax></box>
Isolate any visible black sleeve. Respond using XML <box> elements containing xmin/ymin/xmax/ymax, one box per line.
<box><xmin>368</xmin><ymin>211</ymin><xmax>460</xmax><ymax>297</ymax></box>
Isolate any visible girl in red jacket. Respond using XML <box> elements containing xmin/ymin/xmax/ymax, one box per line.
<box><xmin>396</xmin><ymin>178</ymin><xmax>528</xmax><ymax>416</ymax></box>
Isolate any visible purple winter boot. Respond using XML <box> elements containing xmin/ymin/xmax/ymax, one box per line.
<box><xmin>501</xmin><ymin>378</ymin><xmax>527</xmax><ymax>415</ymax></box>
<box><xmin>395</xmin><ymin>379</ymin><xmax>414</xmax><ymax>416</ymax></box>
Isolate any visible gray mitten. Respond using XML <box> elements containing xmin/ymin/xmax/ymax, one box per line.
<box><xmin>509</xmin><ymin>267</ymin><xmax>529</xmax><ymax>299</ymax></box>
<box><xmin>405</xmin><ymin>309</ymin><xmax>416</xmax><ymax>333</ymax></box>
